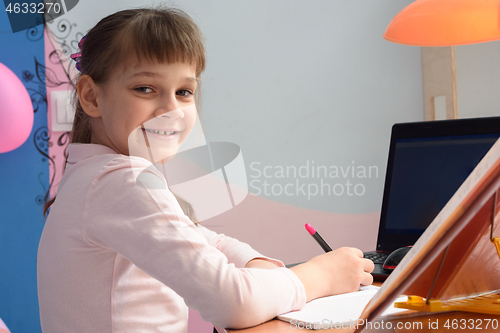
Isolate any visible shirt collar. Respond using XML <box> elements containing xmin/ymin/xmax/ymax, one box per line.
<box><xmin>67</xmin><ymin>143</ymin><xmax>119</xmax><ymax>164</ymax></box>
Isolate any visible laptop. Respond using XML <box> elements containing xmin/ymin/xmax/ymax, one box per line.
<box><xmin>365</xmin><ymin>116</ymin><xmax>500</xmax><ymax>281</ymax></box>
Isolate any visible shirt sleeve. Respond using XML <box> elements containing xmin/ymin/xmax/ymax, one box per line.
<box><xmin>82</xmin><ymin>156</ymin><xmax>306</xmax><ymax>329</ymax></box>
<box><xmin>197</xmin><ymin>225</ymin><xmax>285</xmax><ymax>269</ymax></box>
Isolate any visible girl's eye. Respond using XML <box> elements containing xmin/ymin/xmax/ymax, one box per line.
<box><xmin>135</xmin><ymin>87</ymin><xmax>154</xmax><ymax>93</ymax></box>
<box><xmin>177</xmin><ymin>89</ymin><xmax>193</xmax><ymax>97</ymax></box>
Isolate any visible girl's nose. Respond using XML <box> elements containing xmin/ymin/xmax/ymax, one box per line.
<box><xmin>154</xmin><ymin>97</ymin><xmax>185</xmax><ymax>119</ymax></box>
<box><xmin>155</xmin><ymin>107</ymin><xmax>185</xmax><ymax>120</ymax></box>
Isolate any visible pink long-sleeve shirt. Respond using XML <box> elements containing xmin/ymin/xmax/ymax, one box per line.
<box><xmin>37</xmin><ymin>143</ymin><xmax>306</xmax><ymax>333</ymax></box>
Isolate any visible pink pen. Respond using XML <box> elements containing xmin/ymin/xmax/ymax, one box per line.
<box><xmin>305</xmin><ymin>223</ymin><xmax>332</xmax><ymax>252</ymax></box>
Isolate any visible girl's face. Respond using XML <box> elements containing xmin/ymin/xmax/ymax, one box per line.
<box><xmin>88</xmin><ymin>60</ymin><xmax>198</xmax><ymax>162</ymax></box>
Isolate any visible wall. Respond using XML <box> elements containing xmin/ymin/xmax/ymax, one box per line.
<box><xmin>455</xmin><ymin>40</ymin><xmax>500</xmax><ymax>119</ymax></box>
<box><xmin>194</xmin><ymin>0</ymin><xmax>422</xmax><ymax>262</ymax></box>
<box><xmin>0</xmin><ymin>10</ymin><xmax>47</xmax><ymax>333</ymax></box>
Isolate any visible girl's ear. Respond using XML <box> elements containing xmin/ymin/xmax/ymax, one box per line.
<box><xmin>77</xmin><ymin>75</ymin><xmax>102</xmax><ymax>117</ymax></box>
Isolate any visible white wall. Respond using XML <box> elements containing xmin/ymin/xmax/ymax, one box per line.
<box><xmin>198</xmin><ymin>0</ymin><xmax>423</xmax><ymax>214</ymax></box>
<box><xmin>456</xmin><ymin>40</ymin><xmax>500</xmax><ymax>119</ymax></box>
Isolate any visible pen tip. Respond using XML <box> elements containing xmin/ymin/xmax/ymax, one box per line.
<box><xmin>304</xmin><ymin>223</ymin><xmax>316</xmax><ymax>235</ymax></box>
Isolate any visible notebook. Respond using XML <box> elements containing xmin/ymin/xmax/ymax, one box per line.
<box><xmin>277</xmin><ymin>285</ymin><xmax>412</xmax><ymax>330</ymax></box>
<box><xmin>364</xmin><ymin>116</ymin><xmax>500</xmax><ymax>280</ymax></box>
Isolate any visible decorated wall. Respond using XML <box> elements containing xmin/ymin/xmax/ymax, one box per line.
<box><xmin>0</xmin><ymin>10</ymin><xmax>47</xmax><ymax>333</ymax></box>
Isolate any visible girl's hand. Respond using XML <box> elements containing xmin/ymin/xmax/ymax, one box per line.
<box><xmin>289</xmin><ymin>247</ymin><xmax>374</xmax><ymax>302</ymax></box>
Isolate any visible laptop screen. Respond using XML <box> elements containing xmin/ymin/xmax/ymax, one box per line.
<box><xmin>376</xmin><ymin>117</ymin><xmax>500</xmax><ymax>252</ymax></box>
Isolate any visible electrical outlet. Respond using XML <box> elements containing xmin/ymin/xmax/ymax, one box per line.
<box><xmin>50</xmin><ymin>90</ymin><xmax>74</xmax><ymax>132</ymax></box>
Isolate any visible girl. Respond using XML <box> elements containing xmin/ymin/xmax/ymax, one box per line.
<box><xmin>38</xmin><ymin>7</ymin><xmax>374</xmax><ymax>333</ymax></box>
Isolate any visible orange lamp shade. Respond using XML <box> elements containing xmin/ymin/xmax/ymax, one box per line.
<box><xmin>384</xmin><ymin>0</ymin><xmax>500</xmax><ymax>46</ymax></box>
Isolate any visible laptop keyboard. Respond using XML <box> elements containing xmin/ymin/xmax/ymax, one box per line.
<box><xmin>363</xmin><ymin>252</ymin><xmax>389</xmax><ymax>264</ymax></box>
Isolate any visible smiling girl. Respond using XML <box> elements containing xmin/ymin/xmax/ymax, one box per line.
<box><xmin>38</xmin><ymin>7</ymin><xmax>373</xmax><ymax>333</ymax></box>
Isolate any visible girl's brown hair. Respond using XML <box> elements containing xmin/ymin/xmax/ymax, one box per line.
<box><xmin>44</xmin><ymin>7</ymin><xmax>205</xmax><ymax>223</ymax></box>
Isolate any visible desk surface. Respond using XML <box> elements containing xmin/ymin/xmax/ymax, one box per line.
<box><xmin>225</xmin><ymin>282</ymin><xmax>500</xmax><ymax>333</ymax></box>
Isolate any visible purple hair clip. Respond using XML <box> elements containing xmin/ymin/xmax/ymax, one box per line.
<box><xmin>70</xmin><ymin>35</ymin><xmax>86</xmax><ymax>72</ymax></box>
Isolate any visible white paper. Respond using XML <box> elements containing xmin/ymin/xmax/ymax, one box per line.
<box><xmin>278</xmin><ymin>286</ymin><xmax>408</xmax><ymax>330</ymax></box>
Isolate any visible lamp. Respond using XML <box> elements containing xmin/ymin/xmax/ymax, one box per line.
<box><xmin>383</xmin><ymin>0</ymin><xmax>500</xmax><ymax>120</ymax></box>
<box><xmin>384</xmin><ymin>0</ymin><xmax>500</xmax><ymax>46</ymax></box>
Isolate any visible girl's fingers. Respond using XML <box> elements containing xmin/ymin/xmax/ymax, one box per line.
<box><xmin>352</xmin><ymin>247</ymin><xmax>364</xmax><ymax>258</ymax></box>
<box><xmin>360</xmin><ymin>272</ymin><xmax>374</xmax><ymax>286</ymax></box>
<box><xmin>363</xmin><ymin>258</ymin><xmax>375</xmax><ymax>273</ymax></box>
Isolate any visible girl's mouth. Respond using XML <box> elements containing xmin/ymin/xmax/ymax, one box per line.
<box><xmin>144</xmin><ymin>129</ymin><xmax>178</xmax><ymax>136</ymax></box>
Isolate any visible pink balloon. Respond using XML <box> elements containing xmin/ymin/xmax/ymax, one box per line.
<box><xmin>0</xmin><ymin>62</ymin><xmax>34</xmax><ymax>153</ymax></box>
